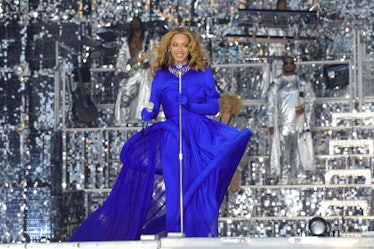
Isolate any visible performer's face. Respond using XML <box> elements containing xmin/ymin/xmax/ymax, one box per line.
<box><xmin>222</xmin><ymin>100</ymin><xmax>233</xmax><ymax>114</ymax></box>
<box><xmin>131</xmin><ymin>18</ymin><xmax>142</xmax><ymax>31</ymax></box>
<box><xmin>283</xmin><ymin>58</ymin><xmax>296</xmax><ymax>74</ymax></box>
<box><xmin>169</xmin><ymin>34</ymin><xmax>190</xmax><ymax>65</ymax></box>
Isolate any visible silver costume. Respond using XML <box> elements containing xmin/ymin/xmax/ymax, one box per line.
<box><xmin>114</xmin><ymin>33</ymin><xmax>156</xmax><ymax>125</ymax></box>
<box><xmin>266</xmin><ymin>74</ymin><xmax>316</xmax><ymax>184</ymax></box>
<box><xmin>214</xmin><ymin>115</ymin><xmax>247</xmax><ymax>131</ymax></box>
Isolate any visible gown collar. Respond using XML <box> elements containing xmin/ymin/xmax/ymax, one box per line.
<box><xmin>168</xmin><ymin>64</ymin><xmax>190</xmax><ymax>77</ymax></box>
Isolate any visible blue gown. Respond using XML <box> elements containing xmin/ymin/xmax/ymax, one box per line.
<box><xmin>69</xmin><ymin>66</ymin><xmax>252</xmax><ymax>241</ymax></box>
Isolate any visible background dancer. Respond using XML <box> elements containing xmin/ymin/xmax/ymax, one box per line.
<box><xmin>266</xmin><ymin>56</ymin><xmax>316</xmax><ymax>185</ymax></box>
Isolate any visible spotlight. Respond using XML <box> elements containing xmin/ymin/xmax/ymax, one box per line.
<box><xmin>308</xmin><ymin>217</ymin><xmax>330</xmax><ymax>236</ymax></box>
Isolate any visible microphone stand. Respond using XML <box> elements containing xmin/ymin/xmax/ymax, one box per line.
<box><xmin>178</xmin><ymin>65</ymin><xmax>184</xmax><ymax>236</ymax></box>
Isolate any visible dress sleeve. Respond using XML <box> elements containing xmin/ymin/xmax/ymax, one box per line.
<box><xmin>146</xmin><ymin>72</ymin><xmax>161</xmax><ymax>118</ymax></box>
<box><xmin>116</xmin><ymin>39</ymin><xmax>137</xmax><ymax>78</ymax></box>
<box><xmin>187</xmin><ymin>68</ymin><xmax>220</xmax><ymax>115</ymax></box>
<box><xmin>115</xmin><ymin>39</ymin><xmax>128</xmax><ymax>74</ymax></box>
<box><xmin>303</xmin><ymin>80</ymin><xmax>316</xmax><ymax>113</ymax></box>
<box><xmin>302</xmin><ymin>79</ymin><xmax>316</xmax><ymax>126</ymax></box>
<box><xmin>203</xmin><ymin>68</ymin><xmax>221</xmax><ymax>99</ymax></box>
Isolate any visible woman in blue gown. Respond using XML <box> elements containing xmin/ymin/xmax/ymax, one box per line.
<box><xmin>69</xmin><ymin>27</ymin><xmax>251</xmax><ymax>241</ymax></box>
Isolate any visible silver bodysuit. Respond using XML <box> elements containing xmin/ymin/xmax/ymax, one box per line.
<box><xmin>266</xmin><ymin>74</ymin><xmax>316</xmax><ymax>184</ymax></box>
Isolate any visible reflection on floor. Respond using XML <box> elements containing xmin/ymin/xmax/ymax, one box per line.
<box><xmin>2</xmin><ymin>236</ymin><xmax>374</xmax><ymax>249</ymax></box>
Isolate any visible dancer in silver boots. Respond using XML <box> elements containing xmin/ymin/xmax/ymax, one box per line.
<box><xmin>266</xmin><ymin>56</ymin><xmax>316</xmax><ymax>185</ymax></box>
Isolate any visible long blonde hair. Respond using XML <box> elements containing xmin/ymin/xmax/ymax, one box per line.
<box><xmin>142</xmin><ymin>27</ymin><xmax>211</xmax><ymax>77</ymax></box>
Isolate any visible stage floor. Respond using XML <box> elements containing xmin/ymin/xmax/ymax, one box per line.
<box><xmin>1</xmin><ymin>236</ymin><xmax>374</xmax><ymax>249</ymax></box>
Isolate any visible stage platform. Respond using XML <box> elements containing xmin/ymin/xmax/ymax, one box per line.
<box><xmin>1</xmin><ymin>236</ymin><xmax>374</xmax><ymax>249</ymax></box>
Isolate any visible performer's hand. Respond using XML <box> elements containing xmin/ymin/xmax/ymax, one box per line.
<box><xmin>176</xmin><ymin>93</ymin><xmax>188</xmax><ymax>106</ymax></box>
<box><xmin>295</xmin><ymin>105</ymin><xmax>304</xmax><ymax>116</ymax></box>
<box><xmin>142</xmin><ymin>61</ymin><xmax>150</xmax><ymax>69</ymax></box>
<box><xmin>141</xmin><ymin>108</ymin><xmax>153</xmax><ymax>122</ymax></box>
<box><xmin>117</xmin><ymin>71</ymin><xmax>125</xmax><ymax>80</ymax></box>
